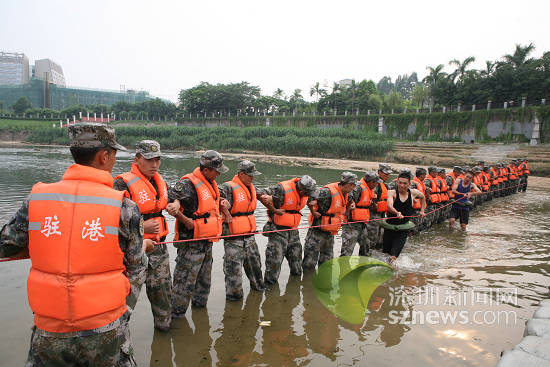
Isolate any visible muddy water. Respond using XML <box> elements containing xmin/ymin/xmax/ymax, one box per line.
<box><xmin>0</xmin><ymin>146</ymin><xmax>549</xmax><ymax>367</ymax></box>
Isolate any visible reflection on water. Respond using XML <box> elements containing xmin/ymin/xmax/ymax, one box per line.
<box><xmin>0</xmin><ymin>146</ymin><xmax>549</xmax><ymax>366</ymax></box>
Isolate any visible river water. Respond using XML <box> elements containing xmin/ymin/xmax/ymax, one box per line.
<box><xmin>0</xmin><ymin>146</ymin><xmax>549</xmax><ymax>367</ymax></box>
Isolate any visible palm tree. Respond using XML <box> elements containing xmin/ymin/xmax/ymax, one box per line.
<box><xmin>423</xmin><ymin>64</ymin><xmax>447</xmax><ymax>86</ymax></box>
<box><xmin>273</xmin><ymin>88</ymin><xmax>285</xmax><ymax>100</ymax></box>
<box><xmin>480</xmin><ymin>60</ymin><xmax>496</xmax><ymax>77</ymax></box>
<box><xmin>449</xmin><ymin>56</ymin><xmax>476</xmax><ymax>83</ymax></box>
<box><xmin>503</xmin><ymin>43</ymin><xmax>535</xmax><ymax>69</ymax></box>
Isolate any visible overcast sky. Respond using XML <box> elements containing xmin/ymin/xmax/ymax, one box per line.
<box><xmin>2</xmin><ymin>0</ymin><xmax>549</xmax><ymax>103</ymax></box>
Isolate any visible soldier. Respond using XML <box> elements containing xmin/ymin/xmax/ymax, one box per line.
<box><xmin>472</xmin><ymin>166</ymin><xmax>484</xmax><ymax>206</ymax></box>
<box><xmin>436</xmin><ymin>168</ymin><xmax>450</xmax><ymax>222</ymax></box>
<box><xmin>169</xmin><ymin>150</ymin><xmax>228</xmax><ymax>317</ymax></box>
<box><xmin>424</xmin><ymin>166</ymin><xmax>441</xmax><ymax>228</ymax></box>
<box><xmin>518</xmin><ymin>158</ymin><xmax>530</xmax><ymax>192</ymax></box>
<box><xmin>114</xmin><ymin>140</ymin><xmax>175</xmax><ymax>331</ymax></box>
<box><xmin>0</xmin><ymin>123</ymin><xmax>152</xmax><ymax>366</ymax></box>
<box><xmin>219</xmin><ymin>160</ymin><xmax>265</xmax><ymax>301</ymax></box>
<box><xmin>341</xmin><ymin>171</ymin><xmax>379</xmax><ymax>256</ymax></box>
<box><xmin>258</xmin><ymin>175</ymin><xmax>318</xmax><ymax>285</ymax></box>
<box><xmin>410</xmin><ymin>167</ymin><xmax>427</xmax><ymax>233</ymax></box>
<box><xmin>370</xmin><ymin>163</ymin><xmax>392</xmax><ymax>249</ymax></box>
<box><xmin>303</xmin><ymin>172</ymin><xmax>357</xmax><ymax>270</ymax></box>
<box><xmin>508</xmin><ymin>160</ymin><xmax>520</xmax><ymax>194</ymax></box>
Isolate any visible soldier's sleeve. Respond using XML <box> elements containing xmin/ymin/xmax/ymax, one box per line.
<box><xmin>260</xmin><ymin>184</ymin><xmax>285</xmax><ymax>208</ymax></box>
<box><xmin>118</xmin><ymin>198</ymin><xmax>148</xmax><ymax>313</ymax></box>
<box><xmin>349</xmin><ymin>185</ymin><xmax>361</xmax><ymax>203</ymax></box>
<box><xmin>219</xmin><ymin>182</ymin><xmax>234</xmax><ymax>210</ymax></box>
<box><xmin>0</xmin><ymin>198</ymin><xmax>30</xmax><ymax>258</ymax></box>
<box><xmin>168</xmin><ymin>179</ymin><xmax>198</xmax><ymax>216</ymax></box>
<box><xmin>113</xmin><ymin>177</ymin><xmax>130</xmax><ymax>194</ymax></box>
<box><xmin>316</xmin><ymin>188</ymin><xmax>332</xmax><ymax>214</ymax></box>
<box><xmin>424</xmin><ymin>179</ymin><xmax>432</xmax><ymax>193</ymax></box>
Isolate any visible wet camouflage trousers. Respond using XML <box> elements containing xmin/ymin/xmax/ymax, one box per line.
<box><xmin>25</xmin><ymin>321</ymin><xmax>135</xmax><ymax>367</ymax></box>
<box><xmin>172</xmin><ymin>241</ymin><xmax>212</xmax><ymax>317</ymax></box>
<box><xmin>303</xmin><ymin>227</ymin><xmax>334</xmax><ymax>270</ymax></box>
<box><xmin>340</xmin><ymin>222</ymin><xmax>370</xmax><ymax>256</ymax></box>
<box><xmin>264</xmin><ymin>228</ymin><xmax>302</xmax><ymax>285</ymax></box>
<box><xmin>367</xmin><ymin>212</ymin><xmax>384</xmax><ymax>249</ymax></box>
<box><xmin>223</xmin><ymin>235</ymin><xmax>265</xmax><ymax>300</ymax></box>
<box><xmin>424</xmin><ymin>204</ymin><xmax>439</xmax><ymax>229</ymax></box>
<box><xmin>146</xmin><ymin>244</ymin><xmax>172</xmax><ymax>331</ymax></box>
<box><xmin>519</xmin><ymin>175</ymin><xmax>528</xmax><ymax>192</ymax></box>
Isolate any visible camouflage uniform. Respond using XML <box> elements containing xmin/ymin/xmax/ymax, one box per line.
<box><xmin>1</xmin><ymin>175</ymin><xmax>147</xmax><ymax>366</ymax></box>
<box><xmin>303</xmin><ymin>171</ymin><xmax>358</xmax><ymax>270</ymax></box>
<box><xmin>423</xmin><ymin>175</ymin><xmax>437</xmax><ymax>230</ymax></box>
<box><xmin>169</xmin><ymin>151</ymin><xmax>229</xmax><ymax>316</ymax></box>
<box><xmin>260</xmin><ymin>176</ymin><xmax>317</xmax><ymax>285</ymax></box>
<box><xmin>408</xmin><ymin>177</ymin><xmax>424</xmax><ymax>234</ymax></box>
<box><xmin>219</xmin><ymin>162</ymin><xmax>265</xmax><ymax>300</ymax></box>
<box><xmin>341</xmin><ymin>172</ymin><xmax>378</xmax><ymax>256</ymax></box>
<box><xmin>114</xmin><ymin>143</ymin><xmax>172</xmax><ymax>331</ymax></box>
<box><xmin>369</xmin><ymin>180</ymin><xmax>389</xmax><ymax>248</ymax></box>
<box><xmin>444</xmin><ymin>173</ymin><xmax>455</xmax><ymax>219</ymax></box>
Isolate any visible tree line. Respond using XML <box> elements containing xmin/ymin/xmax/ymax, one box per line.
<box><xmin>2</xmin><ymin>43</ymin><xmax>548</xmax><ymax>118</ymax></box>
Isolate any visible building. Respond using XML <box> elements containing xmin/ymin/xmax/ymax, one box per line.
<box><xmin>34</xmin><ymin>59</ymin><xmax>65</xmax><ymax>86</ymax></box>
<box><xmin>0</xmin><ymin>52</ymin><xmax>30</xmax><ymax>85</ymax></box>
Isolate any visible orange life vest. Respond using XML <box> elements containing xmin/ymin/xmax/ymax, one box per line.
<box><xmin>500</xmin><ymin>167</ymin><xmax>508</xmax><ymax>182</ymax></box>
<box><xmin>490</xmin><ymin>168</ymin><xmax>500</xmax><ymax>185</ymax></box>
<box><xmin>437</xmin><ymin>177</ymin><xmax>449</xmax><ymax>202</ymax></box>
<box><xmin>481</xmin><ymin>172</ymin><xmax>490</xmax><ymax>191</ymax></box>
<box><xmin>226</xmin><ymin>175</ymin><xmax>257</xmax><ymax>235</ymax></box>
<box><xmin>376</xmin><ymin>182</ymin><xmax>388</xmax><ymax>213</ymax></box>
<box><xmin>175</xmin><ymin>167</ymin><xmax>223</xmax><ymax>242</ymax></box>
<box><xmin>508</xmin><ymin>165</ymin><xmax>517</xmax><ymax>180</ymax></box>
<box><xmin>425</xmin><ymin>176</ymin><xmax>441</xmax><ymax>204</ymax></box>
<box><xmin>525</xmin><ymin>162</ymin><xmax>531</xmax><ymax>175</ymax></box>
<box><xmin>27</xmin><ymin>164</ymin><xmax>130</xmax><ymax>333</ymax></box>
<box><xmin>272</xmin><ymin>178</ymin><xmax>308</xmax><ymax>228</ymax></box>
<box><xmin>412</xmin><ymin>177</ymin><xmax>426</xmax><ymax>209</ymax></box>
<box><xmin>447</xmin><ymin>173</ymin><xmax>460</xmax><ymax>198</ymax></box>
<box><xmin>115</xmin><ymin>163</ymin><xmax>169</xmax><ymax>240</ymax></box>
<box><xmin>351</xmin><ymin>178</ymin><xmax>374</xmax><ymax>221</ymax></box>
<box><xmin>308</xmin><ymin>183</ymin><xmax>348</xmax><ymax>235</ymax></box>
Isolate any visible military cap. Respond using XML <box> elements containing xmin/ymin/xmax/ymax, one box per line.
<box><xmin>453</xmin><ymin>166</ymin><xmax>463</xmax><ymax>172</ymax></box>
<box><xmin>428</xmin><ymin>166</ymin><xmax>438</xmax><ymax>172</ymax></box>
<box><xmin>415</xmin><ymin>167</ymin><xmax>427</xmax><ymax>176</ymax></box>
<box><xmin>472</xmin><ymin>166</ymin><xmax>482</xmax><ymax>173</ymax></box>
<box><xmin>341</xmin><ymin>171</ymin><xmax>358</xmax><ymax>185</ymax></box>
<box><xmin>483</xmin><ymin>166</ymin><xmax>490</xmax><ymax>171</ymax></box>
<box><xmin>200</xmin><ymin>150</ymin><xmax>228</xmax><ymax>173</ymax></box>
<box><xmin>462</xmin><ymin>166</ymin><xmax>471</xmax><ymax>172</ymax></box>
<box><xmin>297</xmin><ymin>175</ymin><xmax>317</xmax><ymax>196</ymax></box>
<box><xmin>238</xmin><ymin>160</ymin><xmax>261</xmax><ymax>176</ymax></box>
<box><xmin>477</xmin><ymin>160</ymin><xmax>485</xmax><ymax>165</ymax></box>
<box><xmin>135</xmin><ymin>140</ymin><xmax>161</xmax><ymax>159</ymax></box>
<box><xmin>378</xmin><ymin>163</ymin><xmax>393</xmax><ymax>174</ymax></box>
<box><xmin>364</xmin><ymin>171</ymin><xmax>380</xmax><ymax>182</ymax></box>
<box><xmin>68</xmin><ymin>122</ymin><xmax>126</xmax><ymax>151</ymax></box>
<box><xmin>438</xmin><ymin>167</ymin><xmax>446</xmax><ymax>174</ymax></box>
<box><xmin>398</xmin><ymin>168</ymin><xmax>413</xmax><ymax>179</ymax></box>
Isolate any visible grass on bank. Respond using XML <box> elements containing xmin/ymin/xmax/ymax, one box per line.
<box><xmin>25</xmin><ymin>125</ymin><xmax>393</xmax><ymax>159</ymax></box>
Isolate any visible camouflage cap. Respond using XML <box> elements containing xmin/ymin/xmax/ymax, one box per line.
<box><xmin>238</xmin><ymin>160</ymin><xmax>261</xmax><ymax>176</ymax></box>
<box><xmin>398</xmin><ymin>168</ymin><xmax>413</xmax><ymax>179</ymax></box>
<box><xmin>200</xmin><ymin>150</ymin><xmax>228</xmax><ymax>173</ymax></box>
<box><xmin>297</xmin><ymin>175</ymin><xmax>317</xmax><ymax>196</ymax></box>
<box><xmin>453</xmin><ymin>166</ymin><xmax>463</xmax><ymax>172</ymax></box>
<box><xmin>378</xmin><ymin>163</ymin><xmax>393</xmax><ymax>174</ymax></box>
<box><xmin>415</xmin><ymin>167</ymin><xmax>427</xmax><ymax>176</ymax></box>
<box><xmin>364</xmin><ymin>171</ymin><xmax>380</xmax><ymax>182</ymax></box>
<box><xmin>438</xmin><ymin>167</ymin><xmax>446</xmax><ymax>174</ymax></box>
<box><xmin>136</xmin><ymin>140</ymin><xmax>161</xmax><ymax>159</ymax></box>
<box><xmin>428</xmin><ymin>166</ymin><xmax>438</xmax><ymax>172</ymax></box>
<box><xmin>472</xmin><ymin>166</ymin><xmax>482</xmax><ymax>173</ymax></box>
<box><xmin>477</xmin><ymin>160</ymin><xmax>485</xmax><ymax>165</ymax></box>
<box><xmin>483</xmin><ymin>166</ymin><xmax>490</xmax><ymax>171</ymax></box>
<box><xmin>341</xmin><ymin>171</ymin><xmax>358</xmax><ymax>185</ymax></box>
<box><xmin>462</xmin><ymin>166</ymin><xmax>471</xmax><ymax>172</ymax></box>
<box><xmin>68</xmin><ymin>122</ymin><xmax>126</xmax><ymax>151</ymax></box>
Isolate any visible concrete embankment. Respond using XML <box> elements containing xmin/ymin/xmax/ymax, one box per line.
<box><xmin>497</xmin><ymin>299</ymin><xmax>550</xmax><ymax>366</ymax></box>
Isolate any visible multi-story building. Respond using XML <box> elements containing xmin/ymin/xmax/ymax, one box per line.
<box><xmin>34</xmin><ymin>58</ymin><xmax>65</xmax><ymax>86</ymax></box>
<box><xmin>0</xmin><ymin>52</ymin><xmax>30</xmax><ymax>85</ymax></box>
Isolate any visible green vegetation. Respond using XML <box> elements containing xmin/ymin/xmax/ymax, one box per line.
<box><xmin>25</xmin><ymin>126</ymin><xmax>393</xmax><ymax>159</ymax></box>
<box><xmin>0</xmin><ymin>119</ymin><xmax>55</xmax><ymax>130</ymax></box>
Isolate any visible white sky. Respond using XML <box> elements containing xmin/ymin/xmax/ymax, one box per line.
<box><xmin>1</xmin><ymin>0</ymin><xmax>549</xmax><ymax>103</ymax></box>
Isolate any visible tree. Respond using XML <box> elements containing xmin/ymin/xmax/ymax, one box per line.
<box><xmin>272</xmin><ymin>88</ymin><xmax>285</xmax><ymax>100</ymax></box>
<box><xmin>423</xmin><ymin>64</ymin><xmax>447</xmax><ymax>86</ymax></box>
<box><xmin>376</xmin><ymin>76</ymin><xmax>394</xmax><ymax>95</ymax></box>
<box><xmin>12</xmin><ymin>97</ymin><xmax>31</xmax><ymax>114</ymax></box>
<box><xmin>309</xmin><ymin>82</ymin><xmax>326</xmax><ymax>103</ymax></box>
<box><xmin>449</xmin><ymin>56</ymin><xmax>476</xmax><ymax>83</ymax></box>
<box><xmin>289</xmin><ymin>89</ymin><xmax>305</xmax><ymax>110</ymax></box>
<box><xmin>502</xmin><ymin>43</ymin><xmax>535</xmax><ymax>69</ymax></box>
<box><xmin>480</xmin><ymin>61</ymin><xmax>496</xmax><ymax>77</ymax></box>
<box><xmin>411</xmin><ymin>84</ymin><xmax>430</xmax><ymax>108</ymax></box>
<box><xmin>367</xmin><ymin>94</ymin><xmax>383</xmax><ymax>112</ymax></box>
<box><xmin>384</xmin><ymin>91</ymin><xmax>404</xmax><ymax>111</ymax></box>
